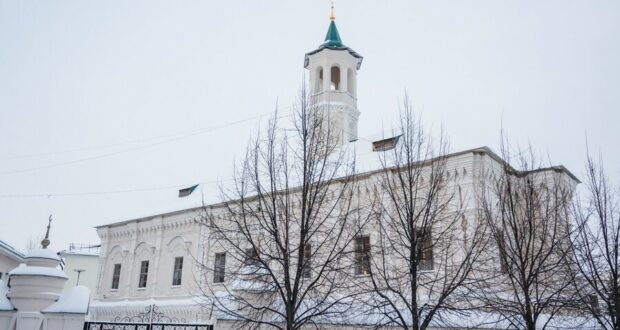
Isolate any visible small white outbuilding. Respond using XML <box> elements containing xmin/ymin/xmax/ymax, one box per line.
<box><xmin>0</xmin><ymin>220</ymin><xmax>90</xmax><ymax>330</ymax></box>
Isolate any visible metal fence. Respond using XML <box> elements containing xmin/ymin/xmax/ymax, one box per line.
<box><xmin>85</xmin><ymin>304</ymin><xmax>213</xmax><ymax>330</ymax></box>
<box><xmin>83</xmin><ymin>322</ymin><xmax>213</xmax><ymax>330</ymax></box>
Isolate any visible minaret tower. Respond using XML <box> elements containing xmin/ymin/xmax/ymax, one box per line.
<box><xmin>304</xmin><ymin>3</ymin><xmax>363</xmax><ymax>145</ymax></box>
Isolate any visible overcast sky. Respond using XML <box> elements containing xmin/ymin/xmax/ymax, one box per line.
<box><xmin>0</xmin><ymin>0</ymin><xmax>618</xmax><ymax>252</ymax></box>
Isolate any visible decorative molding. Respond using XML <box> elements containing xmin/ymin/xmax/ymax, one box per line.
<box><xmin>108</xmin><ymin>245</ymin><xmax>126</xmax><ymax>260</ymax></box>
<box><xmin>134</xmin><ymin>241</ymin><xmax>156</xmax><ymax>256</ymax></box>
<box><xmin>166</xmin><ymin>236</ymin><xmax>192</xmax><ymax>254</ymax></box>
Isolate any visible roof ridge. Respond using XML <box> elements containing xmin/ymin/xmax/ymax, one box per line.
<box><xmin>0</xmin><ymin>239</ymin><xmax>25</xmax><ymax>261</ymax></box>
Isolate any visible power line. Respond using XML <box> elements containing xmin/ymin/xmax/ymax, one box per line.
<box><xmin>0</xmin><ymin>109</ymin><xmax>294</xmax><ymax>177</ymax></box>
<box><xmin>0</xmin><ymin>130</ymin><xmax>206</xmax><ymax>162</ymax></box>
<box><xmin>0</xmin><ymin>178</ymin><xmax>229</xmax><ymax>199</ymax></box>
<box><xmin>0</xmin><ymin>115</ymin><xmax>394</xmax><ymax>198</ymax></box>
<box><xmin>0</xmin><ymin>147</ymin><xmax>380</xmax><ymax>199</ymax></box>
<box><xmin>0</xmin><ymin>185</ymin><xmax>183</xmax><ymax>198</ymax></box>
<box><xmin>0</xmin><ymin>107</ymin><xmax>292</xmax><ymax>162</ymax></box>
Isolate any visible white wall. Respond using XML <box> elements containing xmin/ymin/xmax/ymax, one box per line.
<box><xmin>61</xmin><ymin>254</ymin><xmax>99</xmax><ymax>292</ymax></box>
<box><xmin>89</xmin><ymin>148</ymin><xmax>580</xmax><ymax>327</ymax></box>
<box><xmin>91</xmin><ymin>209</ymin><xmax>206</xmax><ymax>322</ymax></box>
<box><xmin>0</xmin><ymin>254</ymin><xmax>21</xmax><ymax>282</ymax></box>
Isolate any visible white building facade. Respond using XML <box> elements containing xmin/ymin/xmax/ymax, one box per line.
<box><xmin>90</xmin><ymin>209</ymin><xmax>211</xmax><ymax>323</ymax></box>
<box><xmin>59</xmin><ymin>244</ymin><xmax>101</xmax><ymax>293</ymax></box>
<box><xmin>1</xmin><ymin>226</ymin><xmax>90</xmax><ymax>330</ymax></box>
<box><xmin>0</xmin><ymin>240</ymin><xmax>25</xmax><ymax>282</ymax></box>
<box><xmin>89</xmin><ymin>18</ymin><xmax>581</xmax><ymax>329</ymax></box>
<box><xmin>89</xmin><ymin>150</ymin><xmax>579</xmax><ymax>328</ymax></box>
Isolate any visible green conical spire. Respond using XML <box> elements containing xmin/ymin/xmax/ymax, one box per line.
<box><xmin>323</xmin><ymin>21</ymin><xmax>344</xmax><ymax>48</ymax></box>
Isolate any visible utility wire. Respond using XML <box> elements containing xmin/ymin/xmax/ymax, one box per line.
<box><xmin>0</xmin><ymin>114</ymin><xmax>396</xmax><ymax>198</ymax></box>
<box><xmin>0</xmin><ymin>129</ymin><xmax>201</xmax><ymax>161</ymax></box>
<box><xmin>0</xmin><ymin>178</ymin><xmax>229</xmax><ymax>198</ymax></box>
<box><xmin>0</xmin><ymin>185</ymin><xmax>187</xmax><ymax>198</ymax></box>
<box><xmin>0</xmin><ymin>106</ymin><xmax>294</xmax><ymax>162</ymax></box>
<box><xmin>0</xmin><ymin>148</ymin><xmax>380</xmax><ymax>199</ymax></box>
<box><xmin>0</xmin><ymin>108</ymin><xmax>294</xmax><ymax>177</ymax></box>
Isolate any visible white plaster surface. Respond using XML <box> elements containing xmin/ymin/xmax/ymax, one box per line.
<box><xmin>0</xmin><ymin>280</ymin><xmax>14</xmax><ymax>311</ymax></box>
<box><xmin>43</xmin><ymin>286</ymin><xmax>90</xmax><ymax>314</ymax></box>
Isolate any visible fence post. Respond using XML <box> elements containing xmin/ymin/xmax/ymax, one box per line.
<box><xmin>149</xmin><ymin>304</ymin><xmax>154</xmax><ymax>325</ymax></box>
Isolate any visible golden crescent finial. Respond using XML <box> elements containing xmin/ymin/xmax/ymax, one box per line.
<box><xmin>329</xmin><ymin>0</ymin><xmax>335</xmax><ymax>21</ymax></box>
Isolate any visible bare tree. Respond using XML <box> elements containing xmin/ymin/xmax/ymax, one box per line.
<box><xmin>25</xmin><ymin>234</ymin><xmax>44</xmax><ymax>251</ymax></box>
<box><xmin>475</xmin><ymin>141</ymin><xmax>577</xmax><ymax>330</ymax></box>
<box><xmin>360</xmin><ymin>98</ymin><xmax>488</xmax><ymax>330</ymax></box>
<box><xmin>570</xmin><ymin>151</ymin><xmax>620</xmax><ymax>329</ymax></box>
<box><xmin>198</xmin><ymin>89</ymin><xmax>368</xmax><ymax>330</ymax></box>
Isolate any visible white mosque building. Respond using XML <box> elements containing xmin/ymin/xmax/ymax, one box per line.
<box><xmin>88</xmin><ymin>16</ymin><xmax>580</xmax><ymax>330</ymax></box>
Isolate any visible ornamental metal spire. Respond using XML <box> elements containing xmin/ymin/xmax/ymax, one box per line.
<box><xmin>323</xmin><ymin>0</ymin><xmax>343</xmax><ymax>49</ymax></box>
<box><xmin>41</xmin><ymin>215</ymin><xmax>52</xmax><ymax>249</ymax></box>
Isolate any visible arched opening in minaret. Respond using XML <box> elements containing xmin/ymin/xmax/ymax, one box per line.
<box><xmin>330</xmin><ymin>66</ymin><xmax>340</xmax><ymax>91</ymax></box>
<box><xmin>316</xmin><ymin>67</ymin><xmax>323</xmax><ymax>92</ymax></box>
<box><xmin>347</xmin><ymin>68</ymin><xmax>355</xmax><ymax>95</ymax></box>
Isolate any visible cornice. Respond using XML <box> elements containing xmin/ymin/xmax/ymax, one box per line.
<box><xmin>98</xmin><ymin>217</ymin><xmax>198</xmax><ymax>239</ymax></box>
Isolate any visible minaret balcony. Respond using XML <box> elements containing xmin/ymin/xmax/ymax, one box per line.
<box><xmin>312</xmin><ymin>90</ymin><xmax>357</xmax><ymax>106</ymax></box>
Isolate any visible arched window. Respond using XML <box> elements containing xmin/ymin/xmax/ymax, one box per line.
<box><xmin>330</xmin><ymin>66</ymin><xmax>340</xmax><ymax>91</ymax></box>
<box><xmin>316</xmin><ymin>67</ymin><xmax>323</xmax><ymax>92</ymax></box>
<box><xmin>347</xmin><ymin>68</ymin><xmax>355</xmax><ymax>94</ymax></box>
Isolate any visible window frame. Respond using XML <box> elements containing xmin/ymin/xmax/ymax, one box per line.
<box><xmin>244</xmin><ymin>248</ymin><xmax>259</xmax><ymax>267</ymax></box>
<box><xmin>302</xmin><ymin>243</ymin><xmax>312</xmax><ymax>278</ymax></box>
<box><xmin>172</xmin><ymin>256</ymin><xmax>183</xmax><ymax>286</ymax></box>
<box><xmin>416</xmin><ymin>229</ymin><xmax>434</xmax><ymax>271</ymax></box>
<box><xmin>354</xmin><ymin>235</ymin><xmax>371</xmax><ymax>275</ymax></box>
<box><xmin>138</xmin><ymin>260</ymin><xmax>149</xmax><ymax>288</ymax></box>
<box><xmin>214</xmin><ymin>252</ymin><xmax>226</xmax><ymax>283</ymax></box>
<box><xmin>111</xmin><ymin>263</ymin><xmax>122</xmax><ymax>290</ymax></box>
<box><xmin>587</xmin><ymin>293</ymin><xmax>601</xmax><ymax>315</ymax></box>
<box><xmin>496</xmin><ymin>230</ymin><xmax>508</xmax><ymax>273</ymax></box>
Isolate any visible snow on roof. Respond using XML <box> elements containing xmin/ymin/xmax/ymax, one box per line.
<box><xmin>94</xmin><ymin>145</ymin><xmax>580</xmax><ymax>229</ymax></box>
<box><xmin>43</xmin><ymin>286</ymin><xmax>90</xmax><ymax>314</ymax></box>
<box><xmin>208</xmin><ymin>289</ymin><xmax>600</xmax><ymax>329</ymax></box>
<box><xmin>63</xmin><ymin>243</ymin><xmax>101</xmax><ymax>256</ymax></box>
<box><xmin>9</xmin><ymin>264</ymin><xmax>68</xmax><ymax>279</ymax></box>
<box><xmin>90</xmin><ymin>297</ymin><xmax>200</xmax><ymax>308</ymax></box>
<box><xmin>25</xmin><ymin>248</ymin><xmax>60</xmax><ymax>261</ymax></box>
<box><xmin>216</xmin><ymin>301</ymin><xmax>599</xmax><ymax>329</ymax></box>
<box><xmin>0</xmin><ymin>239</ymin><xmax>25</xmax><ymax>262</ymax></box>
<box><xmin>60</xmin><ymin>247</ymin><xmax>100</xmax><ymax>257</ymax></box>
<box><xmin>0</xmin><ymin>280</ymin><xmax>14</xmax><ymax>311</ymax></box>
<box><xmin>228</xmin><ymin>267</ymin><xmax>274</xmax><ymax>292</ymax></box>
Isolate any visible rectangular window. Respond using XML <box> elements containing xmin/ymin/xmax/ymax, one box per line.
<box><xmin>496</xmin><ymin>231</ymin><xmax>508</xmax><ymax>272</ymax></box>
<box><xmin>587</xmin><ymin>294</ymin><xmax>600</xmax><ymax>315</ymax></box>
<box><xmin>354</xmin><ymin>236</ymin><xmax>371</xmax><ymax>275</ymax></box>
<box><xmin>214</xmin><ymin>253</ymin><xmax>226</xmax><ymax>283</ymax></box>
<box><xmin>302</xmin><ymin>243</ymin><xmax>312</xmax><ymax>278</ymax></box>
<box><xmin>416</xmin><ymin>229</ymin><xmax>434</xmax><ymax>271</ymax></box>
<box><xmin>244</xmin><ymin>248</ymin><xmax>259</xmax><ymax>267</ymax></box>
<box><xmin>111</xmin><ymin>264</ymin><xmax>121</xmax><ymax>289</ymax></box>
<box><xmin>138</xmin><ymin>260</ymin><xmax>149</xmax><ymax>288</ymax></box>
<box><xmin>172</xmin><ymin>257</ymin><xmax>183</xmax><ymax>286</ymax></box>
